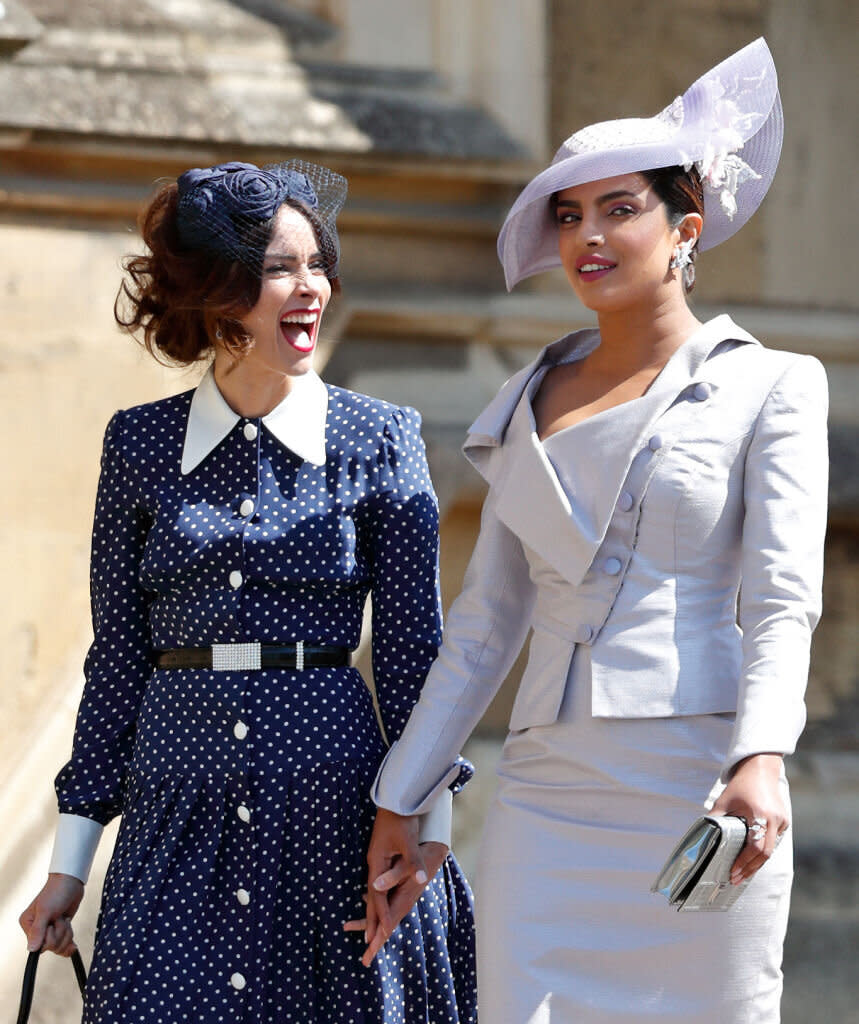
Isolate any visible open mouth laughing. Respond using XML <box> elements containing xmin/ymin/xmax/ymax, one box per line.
<box><xmin>279</xmin><ymin>309</ymin><xmax>320</xmax><ymax>353</ymax></box>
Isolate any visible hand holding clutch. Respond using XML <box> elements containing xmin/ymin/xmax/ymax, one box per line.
<box><xmin>651</xmin><ymin>814</ymin><xmax>750</xmax><ymax>912</ymax></box>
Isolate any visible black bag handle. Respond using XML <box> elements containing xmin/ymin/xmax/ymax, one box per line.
<box><xmin>16</xmin><ymin>950</ymin><xmax>87</xmax><ymax>1024</ymax></box>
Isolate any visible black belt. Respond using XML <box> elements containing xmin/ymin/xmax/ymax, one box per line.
<box><xmin>155</xmin><ymin>642</ymin><xmax>350</xmax><ymax>671</ymax></box>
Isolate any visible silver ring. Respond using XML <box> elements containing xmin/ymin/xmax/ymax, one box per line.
<box><xmin>748</xmin><ymin>821</ymin><xmax>767</xmax><ymax>841</ymax></box>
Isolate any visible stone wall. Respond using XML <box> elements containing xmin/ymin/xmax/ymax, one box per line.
<box><xmin>0</xmin><ymin>0</ymin><xmax>857</xmax><ymax>1018</ymax></box>
<box><xmin>549</xmin><ymin>0</ymin><xmax>858</xmax><ymax>311</ymax></box>
<box><xmin>0</xmin><ymin>220</ymin><xmax>198</xmax><ymax>779</ymax></box>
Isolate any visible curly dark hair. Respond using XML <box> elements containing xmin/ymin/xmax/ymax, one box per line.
<box><xmin>115</xmin><ymin>183</ymin><xmax>339</xmax><ymax>366</ymax></box>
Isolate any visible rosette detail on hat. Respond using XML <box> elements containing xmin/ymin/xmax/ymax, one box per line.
<box><xmin>684</xmin><ymin>78</ymin><xmax>764</xmax><ymax>219</ymax></box>
<box><xmin>271</xmin><ymin>168</ymin><xmax>320</xmax><ymax>211</ymax></box>
<box><xmin>496</xmin><ymin>37</ymin><xmax>783</xmax><ymax>290</ymax></box>
<box><xmin>176</xmin><ymin>159</ymin><xmax>347</xmax><ymax>276</ymax></box>
<box><xmin>220</xmin><ymin>167</ymin><xmax>284</xmax><ymax>220</ymax></box>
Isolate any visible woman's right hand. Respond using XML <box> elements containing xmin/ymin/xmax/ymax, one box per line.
<box><xmin>19</xmin><ymin>874</ymin><xmax>84</xmax><ymax>956</ymax></box>
<box><xmin>362</xmin><ymin>808</ymin><xmax>430</xmax><ymax>966</ymax></box>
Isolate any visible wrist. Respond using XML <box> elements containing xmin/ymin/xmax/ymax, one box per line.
<box><xmin>732</xmin><ymin>752</ymin><xmax>783</xmax><ymax>780</ymax></box>
<box><xmin>377</xmin><ymin>806</ymin><xmax>417</xmax><ymax>826</ymax></box>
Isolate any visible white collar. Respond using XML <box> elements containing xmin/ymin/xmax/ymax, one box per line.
<box><xmin>181</xmin><ymin>365</ymin><xmax>329</xmax><ymax>474</ymax></box>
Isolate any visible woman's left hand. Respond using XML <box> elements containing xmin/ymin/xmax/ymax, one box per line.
<box><xmin>710</xmin><ymin>752</ymin><xmax>789</xmax><ymax>885</ymax></box>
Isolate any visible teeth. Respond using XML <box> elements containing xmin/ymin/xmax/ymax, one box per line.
<box><xmin>281</xmin><ymin>314</ymin><xmax>316</xmax><ymax>325</ymax></box>
<box><xmin>580</xmin><ymin>263</ymin><xmax>613</xmax><ymax>272</ymax></box>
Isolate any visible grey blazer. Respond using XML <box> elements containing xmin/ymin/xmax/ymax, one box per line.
<box><xmin>372</xmin><ymin>315</ymin><xmax>829</xmax><ymax>815</ymax></box>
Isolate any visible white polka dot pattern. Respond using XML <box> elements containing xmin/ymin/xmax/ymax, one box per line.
<box><xmin>54</xmin><ymin>385</ymin><xmax>477</xmax><ymax>1023</ymax></box>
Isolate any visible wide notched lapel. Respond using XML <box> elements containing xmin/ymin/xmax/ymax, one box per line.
<box><xmin>491</xmin><ymin>393</ymin><xmax>595</xmax><ymax>583</ymax></box>
<box><xmin>465</xmin><ymin>315</ymin><xmax>760</xmax><ymax>586</ymax></box>
<box><xmin>490</xmin><ymin>377</ymin><xmax>683</xmax><ymax>585</ymax></box>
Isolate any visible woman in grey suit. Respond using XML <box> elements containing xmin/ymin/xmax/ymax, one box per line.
<box><xmin>363</xmin><ymin>38</ymin><xmax>827</xmax><ymax>1023</ymax></box>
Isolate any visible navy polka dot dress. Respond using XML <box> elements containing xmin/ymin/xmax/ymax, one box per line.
<box><xmin>55</xmin><ymin>382</ymin><xmax>478</xmax><ymax>1023</ymax></box>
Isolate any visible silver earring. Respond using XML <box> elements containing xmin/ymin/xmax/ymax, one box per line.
<box><xmin>682</xmin><ymin>262</ymin><xmax>696</xmax><ymax>290</ymax></box>
<box><xmin>669</xmin><ymin>239</ymin><xmax>695</xmax><ymax>270</ymax></box>
<box><xmin>215</xmin><ymin>327</ymin><xmax>223</xmax><ymax>340</ymax></box>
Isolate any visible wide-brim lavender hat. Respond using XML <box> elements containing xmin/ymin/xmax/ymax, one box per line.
<box><xmin>498</xmin><ymin>37</ymin><xmax>783</xmax><ymax>290</ymax></box>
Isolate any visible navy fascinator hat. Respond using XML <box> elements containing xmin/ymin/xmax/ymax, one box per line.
<box><xmin>176</xmin><ymin>159</ymin><xmax>348</xmax><ymax>277</ymax></box>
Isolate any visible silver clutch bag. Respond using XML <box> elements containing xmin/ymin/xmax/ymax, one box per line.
<box><xmin>651</xmin><ymin>814</ymin><xmax>750</xmax><ymax>911</ymax></box>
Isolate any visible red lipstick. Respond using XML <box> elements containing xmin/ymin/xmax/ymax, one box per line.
<box><xmin>575</xmin><ymin>255</ymin><xmax>616</xmax><ymax>281</ymax></box>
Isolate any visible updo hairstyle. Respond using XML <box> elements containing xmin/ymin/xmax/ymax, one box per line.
<box><xmin>114</xmin><ymin>184</ymin><xmax>338</xmax><ymax>366</ymax></box>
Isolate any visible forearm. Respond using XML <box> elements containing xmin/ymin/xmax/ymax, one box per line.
<box><xmin>723</xmin><ymin>356</ymin><xmax>828</xmax><ymax>778</ymax></box>
<box><xmin>374</xmin><ymin>491</ymin><xmax>535</xmax><ymax>815</ymax></box>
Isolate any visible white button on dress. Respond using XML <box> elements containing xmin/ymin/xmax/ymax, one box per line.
<box><xmin>575</xmin><ymin>625</ymin><xmax>593</xmax><ymax>643</ymax></box>
<box><xmin>236</xmin><ymin>888</ymin><xmax>251</xmax><ymax>906</ymax></box>
<box><xmin>229</xmin><ymin>570</ymin><xmax>243</xmax><ymax>590</ymax></box>
<box><xmin>237</xmin><ymin>804</ymin><xmax>251</xmax><ymax>823</ymax></box>
<box><xmin>230</xmin><ymin>972</ymin><xmax>246</xmax><ymax>991</ymax></box>
<box><xmin>693</xmin><ymin>382</ymin><xmax>712</xmax><ymax>401</ymax></box>
<box><xmin>648</xmin><ymin>434</ymin><xmax>664</xmax><ymax>452</ymax></box>
<box><xmin>234</xmin><ymin>721</ymin><xmax>249</xmax><ymax>741</ymax></box>
<box><xmin>618</xmin><ymin>491</ymin><xmax>634</xmax><ymax>512</ymax></box>
<box><xmin>243</xmin><ymin>423</ymin><xmax>258</xmax><ymax>441</ymax></box>
<box><xmin>239</xmin><ymin>499</ymin><xmax>254</xmax><ymax>518</ymax></box>
<box><xmin>603</xmin><ymin>557</ymin><xmax>622</xmax><ymax>576</ymax></box>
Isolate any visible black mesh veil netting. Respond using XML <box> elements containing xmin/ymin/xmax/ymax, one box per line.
<box><xmin>176</xmin><ymin>159</ymin><xmax>348</xmax><ymax>277</ymax></box>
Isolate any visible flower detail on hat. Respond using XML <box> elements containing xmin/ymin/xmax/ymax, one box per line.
<box><xmin>176</xmin><ymin>162</ymin><xmax>321</xmax><ymax>264</ymax></box>
<box><xmin>687</xmin><ymin>78</ymin><xmax>762</xmax><ymax>219</ymax></box>
<box><xmin>219</xmin><ymin>167</ymin><xmax>283</xmax><ymax>221</ymax></box>
<box><xmin>271</xmin><ymin>168</ymin><xmax>319</xmax><ymax>212</ymax></box>
<box><xmin>698</xmin><ymin>152</ymin><xmax>761</xmax><ymax>218</ymax></box>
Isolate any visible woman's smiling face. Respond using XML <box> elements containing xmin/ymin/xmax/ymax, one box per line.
<box><xmin>236</xmin><ymin>203</ymin><xmax>332</xmax><ymax>378</ymax></box>
<box><xmin>555</xmin><ymin>172</ymin><xmax>688</xmax><ymax>314</ymax></box>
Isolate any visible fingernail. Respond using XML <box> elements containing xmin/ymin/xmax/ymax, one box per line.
<box><xmin>27</xmin><ymin>941</ymin><xmax>39</xmax><ymax>952</ymax></box>
<box><xmin>372</xmin><ymin>878</ymin><xmax>384</xmax><ymax>891</ymax></box>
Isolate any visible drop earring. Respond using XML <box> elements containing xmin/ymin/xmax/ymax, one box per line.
<box><xmin>669</xmin><ymin>239</ymin><xmax>695</xmax><ymax>271</ymax></box>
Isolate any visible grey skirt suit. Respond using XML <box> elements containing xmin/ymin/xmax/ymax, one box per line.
<box><xmin>373</xmin><ymin>315</ymin><xmax>829</xmax><ymax>1022</ymax></box>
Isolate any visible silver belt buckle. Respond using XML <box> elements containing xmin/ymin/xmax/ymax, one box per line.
<box><xmin>295</xmin><ymin>640</ymin><xmax>304</xmax><ymax>672</ymax></box>
<box><xmin>211</xmin><ymin>641</ymin><xmax>262</xmax><ymax>672</ymax></box>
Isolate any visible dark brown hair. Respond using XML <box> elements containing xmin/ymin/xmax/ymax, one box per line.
<box><xmin>115</xmin><ymin>183</ymin><xmax>339</xmax><ymax>366</ymax></box>
<box><xmin>643</xmin><ymin>164</ymin><xmax>705</xmax><ymax>292</ymax></box>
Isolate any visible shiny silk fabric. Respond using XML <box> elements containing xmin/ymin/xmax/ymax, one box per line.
<box><xmin>373</xmin><ymin>315</ymin><xmax>828</xmax><ymax>1022</ymax></box>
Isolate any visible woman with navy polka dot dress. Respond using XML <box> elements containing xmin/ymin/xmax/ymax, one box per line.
<box><xmin>19</xmin><ymin>160</ymin><xmax>477</xmax><ymax>1023</ymax></box>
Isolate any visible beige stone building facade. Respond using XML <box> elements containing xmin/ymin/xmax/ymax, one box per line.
<box><xmin>1</xmin><ymin>1</ymin><xmax>856</xmax><ymax>1019</ymax></box>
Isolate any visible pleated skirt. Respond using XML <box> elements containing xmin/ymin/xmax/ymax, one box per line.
<box><xmin>82</xmin><ymin>665</ymin><xmax>477</xmax><ymax>1024</ymax></box>
<box><xmin>475</xmin><ymin>655</ymin><xmax>792</xmax><ymax>1024</ymax></box>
